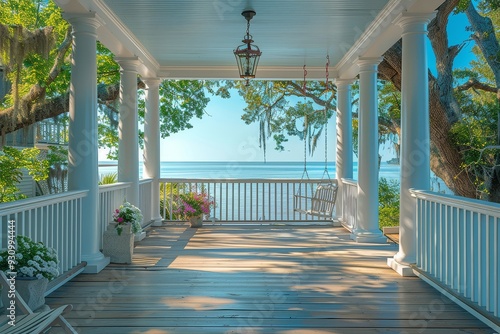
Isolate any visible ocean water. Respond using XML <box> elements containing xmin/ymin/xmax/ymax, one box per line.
<box><xmin>99</xmin><ymin>161</ymin><xmax>401</xmax><ymax>180</ymax></box>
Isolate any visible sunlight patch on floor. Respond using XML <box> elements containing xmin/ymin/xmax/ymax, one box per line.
<box><xmin>168</xmin><ymin>255</ymin><xmax>307</xmax><ymax>273</ymax></box>
<box><xmin>162</xmin><ymin>295</ymin><xmax>236</xmax><ymax>310</ymax></box>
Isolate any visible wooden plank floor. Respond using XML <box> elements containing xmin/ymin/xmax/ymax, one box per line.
<box><xmin>46</xmin><ymin>224</ymin><xmax>495</xmax><ymax>333</ymax></box>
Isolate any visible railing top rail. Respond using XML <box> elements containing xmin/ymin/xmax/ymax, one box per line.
<box><xmin>139</xmin><ymin>178</ymin><xmax>153</xmax><ymax>184</ymax></box>
<box><xmin>341</xmin><ymin>178</ymin><xmax>357</xmax><ymax>186</ymax></box>
<box><xmin>0</xmin><ymin>190</ymin><xmax>88</xmax><ymax>215</ymax></box>
<box><xmin>98</xmin><ymin>182</ymin><xmax>131</xmax><ymax>193</ymax></box>
<box><xmin>410</xmin><ymin>189</ymin><xmax>500</xmax><ymax>218</ymax></box>
<box><xmin>159</xmin><ymin>178</ymin><xmax>338</xmax><ymax>184</ymax></box>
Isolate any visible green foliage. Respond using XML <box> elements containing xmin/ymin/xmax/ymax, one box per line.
<box><xmin>97</xmin><ymin>42</ymin><xmax>120</xmax><ymax>84</ymax></box>
<box><xmin>98</xmin><ymin>113</ymin><xmax>120</xmax><ymax>160</ymax></box>
<box><xmin>0</xmin><ymin>146</ymin><xmax>49</xmax><ymax>202</ymax></box>
<box><xmin>449</xmin><ymin>97</ymin><xmax>498</xmax><ymax>196</ymax></box>
<box><xmin>378</xmin><ymin>178</ymin><xmax>400</xmax><ymax>229</ymax></box>
<box><xmin>159</xmin><ymin>182</ymin><xmax>184</xmax><ymax>219</ymax></box>
<box><xmin>99</xmin><ymin>172</ymin><xmax>118</xmax><ymax>185</ymax></box>
<box><xmin>0</xmin><ymin>0</ymin><xmax>69</xmax><ymax>107</ymax></box>
<box><xmin>1</xmin><ymin>1</ymin><xmax>218</xmax><ymax>159</ymax></box>
<box><xmin>46</xmin><ymin>145</ymin><xmax>67</xmax><ymax>167</ymax></box>
<box><xmin>456</xmin><ymin>0</ymin><xmax>500</xmax><ymax>13</ymax></box>
<box><xmin>157</xmin><ymin>80</ymin><xmax>211</xmax><ymax>137</ymax></box>
<box><xmin>223</xmin><ymin>79</ymin><xmax>335</xmax><ymax>159</ymax></box>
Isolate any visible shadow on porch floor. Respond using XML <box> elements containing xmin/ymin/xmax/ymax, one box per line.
<box><xmin>46</xmin><ymin>224</ymin><xmax>495</xmax><ymax>333</ymax></box>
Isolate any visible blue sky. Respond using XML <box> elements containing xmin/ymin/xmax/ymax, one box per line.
<box><xmin>104</xmin><ymin>11</ymin><xmax>475</xmax><ymax>163</ymax></box>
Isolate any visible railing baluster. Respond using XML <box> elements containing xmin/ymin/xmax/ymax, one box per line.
<box><xmin>0</xmin><ymin>191</ymin><xmax>87</xmax><ymax>278</ymax></box>
<box><xmin>250</xmin><ymin>182</ymin><xmax>253</xmax><ymax>221</ymax></box>
<box><xmin>495</xmin><ymin>217</ymin><xmax>499</xmax><ymax>317</ymax></box>
<box><xmin>156</xmin><ymin>178</ymin><xmax>338</xmax><ymax>223</ymax></box>
<box><xmin>411</xmin><ymin>189</ymin><xmax>500</xmax><ymax>324</ymax></box>
<box><xmin>243</xmin><ymin>182</ymin><xmax>247</xmax><ymax>221</ymax></box>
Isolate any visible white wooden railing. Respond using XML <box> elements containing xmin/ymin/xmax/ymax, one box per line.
<box><xmin>159</xmin><ymin>178</ymin><xmax>338</xmax><ymax>222</ymax></box>
<box><xmin>0</xmin><ymin>191</ymin><xmax>87</xmax><ymax>275</ymax></box>
<box><xmin>340</xmin><ymin>178</ymin><xmax>358</xmax><ymax>231</ymax></box>
<box><xmin>98</xmin><ymin>182</ymin><xmax>130</xmax><ymax>248</ymax></box>
<box><xmin>139</xmin><ymin>178</ymin><xmax>153</xmax><ymax>226</ymax></box>
<box><xmin>411</xmin><ymin>190</ymin><xmax>500</xmax><ymax>319</ymax></box>
<box><xmin>36</xmin><ymin>119</ymin><xmax>68</xmax><ymax>145</ymax></box>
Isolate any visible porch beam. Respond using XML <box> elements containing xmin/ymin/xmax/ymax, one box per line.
<box><xmin>352</xmin><ymin>58</ymin><xmax>386</xmax><ymax>243</ymax></box>
<box><xmin>143</xmin><ymin>78</ymin><xmax>163</xmax><ymax>226</ymax></box>
<box><xmin>389</xmin><ymin>13</ymin><xmax>434</xmax><ymax>276</ymax></box>
<box><xmin>65</xmin><ymin>12</ymin><xmax>109</xmax><ymax>273</ymax></box>
<box><xmin>335</xmin><ymin>78</ymin><xmax>355</xmax><ymax>221</ymax></box>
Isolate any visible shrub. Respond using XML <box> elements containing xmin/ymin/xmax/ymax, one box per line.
<box><xmin>379</xmin><ymin>177</ymin><xmax>400</xmax><ymax>229</ymax></box>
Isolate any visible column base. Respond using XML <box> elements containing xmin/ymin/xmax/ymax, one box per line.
<box><xmin>82</xmin><ymin>253</ymin><xmax>110</xmax><ymax>274</ymax></box>
<box><xmin>331</xmin><ymin>217</ymin><xmax>342</xmax><ymax>227</ymax></box>
<box><xmin>134</xmin><ymin>231</ymin><xmax>146</xmax><ymax>242</ymax></box>
<box><xmin>350</xmin><ymin>230</ymin><xmax>387</xmax><ymax>243</ymax></box>
<box><xmin>152</xmin><ymin>216</ymin><xmax>163</xmax><ymax>227</ymax></box>
<box><xmin>387</xmin><ymin>257</ymin><xmax>416</xmax><ymax>277</ymax></box>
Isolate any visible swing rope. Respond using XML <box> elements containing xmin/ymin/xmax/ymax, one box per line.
<box><xmin>322</xmin><ymin>55</ymin><xmax>332</xmax><ymax>181</ymax></box>
<box><xmin>301</xmin><ymin>65</ymin><xmax>310</xmax><ymax>180</ymax></box>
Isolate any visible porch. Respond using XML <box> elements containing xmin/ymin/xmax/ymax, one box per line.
<box><xmin>46</xmin><ymin>224</ymin><xmax>494</xmax><ymax>333</ymax></box>
<box><xmin>1</xmin><ymin>177</ymin><xmax>499</xmax><ymax>332</ymax></box>
<box><xmin>2</xmin><ymin>0</ymin><xmax>499</xmax><ymax>331</ymax></box>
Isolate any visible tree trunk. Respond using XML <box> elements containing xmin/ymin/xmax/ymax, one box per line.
<box><xmin>379</xmin><ymin>25</ymin><xmax>477</xmax><ymax>199</ymax></box>
<box><xmin>465</xmin><ymin>2</ymin><xmax>500</xmax><ymax>202</ymax></box>
<box><xmin>0</xmin><ymin>80</ymin><xmax>148</xmax><ymax>143</ymax></box>
<box><xmin>0</xmin><ymin>83</ymin><xmax>121</xmax><ymax>137</ymax></box>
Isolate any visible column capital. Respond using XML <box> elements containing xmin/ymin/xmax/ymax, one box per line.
<box><xmin>356</xmin><ymin>57</ymin><xmax>383</xmax><ymax>73</ymax></box>
<box><xmin>63</xmin><ymin>12</ymin><xmax>101</xmax><ymax>35</ymax></box>
<box><xmin>115</xmin><ymin>57</ymin><xmax>141</xmax><ymax>72</ymax></box>
<box><xmin>142</xmin><ymin>78</ymin><xmax>162</xmax><ymax>89</ymax></box>
<box><xmin>395</xmin><ymin>12</ymin><xmax>435</xmax><ymax>35</ymax></box>
<box><xmin>335</xmin><ymin>78</ymin><xmax>356</xmax><ymax>90</ymax></box>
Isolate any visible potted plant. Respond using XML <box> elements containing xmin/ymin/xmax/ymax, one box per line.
<box><xmin>111</xmin><ymin>201</ymin><xmax>143</xmax><ymax>236</ymax></box>
<box><xmin>0</xmin><ymin>235</ymin><xmax>59</xmax><ymax>311</ymax></box>
<box><xmin>103</xmin><ymin>201</ymin><xmax>143</xmax><ymax>264</ymax></box>
<box><xmin>174</xmin><ymin>192</ymin><xmax>215</xmax><ymax>228</ymax></box>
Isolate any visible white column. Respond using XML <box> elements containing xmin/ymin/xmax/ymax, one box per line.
<box><xmin>65</xmin><ymin>13</ymin><xmax>109</xmax><ymax>273</ymax></box>
<box><xmin>335</xmin><ymin>79</ymin><xmax>355</xmax><ymax>221</ymax></box>
<box><xmin>116</xmin><ymin>58</ymin><xmax>140</xmax><ymax>207</ymax></box>
<box><xmin>143</xmin><ymin>78</ymin><xmax>163</xmax><ymax>226</ymax></box>
<box><xmin>352</xmin><ymin>58</ymin><xmax>386</xmax><ymax>243</ymax></box>
<box><xmin>389</xmin><ymin>14</ymin><xmax>433</xmax><ymax>276</ymax></box>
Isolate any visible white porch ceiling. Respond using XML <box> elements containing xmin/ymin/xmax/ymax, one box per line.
<box><xmin>55</xmin><ymin>0</ymin><xmax>445</xmax><ymax>80</ymax></box>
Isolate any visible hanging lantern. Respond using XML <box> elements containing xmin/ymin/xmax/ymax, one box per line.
<box><xmin>233</xmin><ymin>10</ymin><xmax>262</xmax><ymax>85</ymax></box>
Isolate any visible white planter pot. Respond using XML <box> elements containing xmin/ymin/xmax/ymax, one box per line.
<box><xmin>103</xmin><ymin>223</ymin><xmax>134</xmax><ymax>264</ymax></box>
<box><xmin>15</xmin><ymin>277</ymin><xmax>49</xmax><ymax>311</ymax></box>
<box><xmin>189</xmin><ymin>215</ymin><xmax>203</xmax><ymax>228</ymax></box>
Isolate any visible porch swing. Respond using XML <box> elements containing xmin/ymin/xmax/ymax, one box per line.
<box><xmin>294</xmin><ymin>58</ymin><xmax>338</xmax><ymax>219</ymax></box>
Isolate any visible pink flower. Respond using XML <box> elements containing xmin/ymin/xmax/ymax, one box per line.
<box><xmin>117</xmin><ymin>217</ymin><xmax>124</xmax><ymax>223</ymax></box>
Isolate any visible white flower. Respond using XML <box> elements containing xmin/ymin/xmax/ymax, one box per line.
<box><xmin>1</xmin><ymin>236</ymin><xmax>60</xmax><ymax>280</ymax></box>
<box><xmin>20</xmin><ymin>266</ymin><xmax>35</xmax><ymax>277</ymax></box>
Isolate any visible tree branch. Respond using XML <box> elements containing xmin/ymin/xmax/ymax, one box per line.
<box><xmin>456</xmin><ymin>78</ymin><xmax>497</xmax><ymax>93</ymax></box>
<box><xmin>428</xmin><ymin>0</ymin><xmax>462</xmax><ymax>123</ymax></box>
